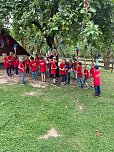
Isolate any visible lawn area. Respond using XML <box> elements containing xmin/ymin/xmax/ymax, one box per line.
<box><xmin>0</xmin><ymin>69</ymin><xmax>114</xmax><ymax>152</ymax></box>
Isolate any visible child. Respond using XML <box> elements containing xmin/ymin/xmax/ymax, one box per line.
<box><xmin>65</xmin><ymin>59</ymin><xmax>73</xmax><ymax>84</ymax></box>
<box><xmin>8</xmin><ymin>52</ymin><xmax>14</xmax><ymax>74</ymax></box>
<box><xmin>83</xmin><ymin>65</ymin><xmax>90</xmax><ymax>88</ymax></box>
<box><xmin>90</xmin><ymin>63</ymin><xmax>95</xmax><ymax>88</ymax></box>
<box><xmin>93</xmin><ymin>65</ymin><xmax>101</xmax><ymax>97</ymax></box>
<box><xmin>73</xmin><ymin>59</ymin><xmax>78</xmax><ymax>79</ymax></box>
<box><xmin>51</xmin><ymin>57</ymin><xmax>57</xmax><ymax>86</ymax></box>
<box><xmin>29</xmin><ymin>56</ymin><xmax>37</xmax><ymax>81</ymax></box>
<box><xmin>35</xmin><ymin>54</ymin><xmax>39</xmax><ymax>74</ymax></box>
<box><xmin>59</xmin><ymin>59</ymin><xmax>66</xmax><ymax>85</ymax></box>
<box><xmin>14</xmin><ymin>55</ymin><xmax>19</xmax><ymax>76</ymax></box>
<box><xmin>77</xmin><ymin>62</ymin><xmax>83</xmax><ymax>88</ymax></box>
<box><xmin>39</xmin><ymin>56</ymin><xmax>46</xmax><ymax>82</ymax></box>
<box><xmin>3</xmin><ymin>53</ymin><xmax>11</xmax><ymax>76</ymax></box>
<box><xmin>25</xmin><ymin>56</ymin><xmax>30</xmax><ymax>73</ymax></box>
<box><xmin>18</xmin><ymin>56</ymin><xmax>25</xmax><ymax>85</ymax></box>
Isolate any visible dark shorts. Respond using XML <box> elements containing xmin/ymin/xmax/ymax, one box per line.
<box><xmin>51</xmin><ymin>74</ymin><xmax>56</xmax><ymax>79</ymax></box>
<box><xmin>41</xmin><ymin>72</ymin><xmax>46</xmax><ymax>75</ymax></box>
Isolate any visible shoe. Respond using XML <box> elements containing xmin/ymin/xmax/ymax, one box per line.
<box><xmin>21</xmin><ymin>83</ymin><xmax>24</xmax><ymax>85</ymax></box>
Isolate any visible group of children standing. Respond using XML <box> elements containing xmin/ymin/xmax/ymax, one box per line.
<box><xmin>3</xmin><ymin>51</ymin><xmax>101</xmax><ymax>97</ymax></box>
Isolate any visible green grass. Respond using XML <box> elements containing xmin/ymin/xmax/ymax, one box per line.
<box><xmin>0</xmin><ymin>70</ymin><xmax>114</xmax><ymax>152</ymax></box>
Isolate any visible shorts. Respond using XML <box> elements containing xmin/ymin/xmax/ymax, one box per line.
<box><xmin>41</xmin><ymin>72</ymin><xmax>46</xmax><ymax>75</ymax></box>
<box><xmin>51</xmin><ymin>74</ymin><xmax>56</xmax><ymax>79</ymax></box>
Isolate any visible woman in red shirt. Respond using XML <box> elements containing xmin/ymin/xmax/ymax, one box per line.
<box><xmin>3</xmin><ymin>53</ymin><xmax>11</xmax><ymax>76</ymax></box>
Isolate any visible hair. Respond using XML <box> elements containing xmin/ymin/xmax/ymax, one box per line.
<box><xmin>78</xmin><ymin>62</ymin><xmax>82</xmax><ymax>66</ymax></box>
<box><xmin>30</xmin><ymin>56</ymin><xmax>34</xmax><ymax>61</ymax></box>
<box><xmin>40</xmin><ymin>56</ymin><xmax>43</xmax><ymax>60</ymax></box>
<box><xmin>73</xmin><ymin>58</ymin><xmax>77</xmax><ymax>61</ymax></box>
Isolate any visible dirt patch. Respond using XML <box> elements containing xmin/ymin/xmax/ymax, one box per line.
<box><xmin>76</xmin><ymin>100</ymin><xmax>85</xmax><ymax>111</ymax></box>
<box><xmin>39</xmin><ymin>128</ymin><xmax>62</xmax><ymax>140</ymax></box>
<box><xmin>25</xmin><ymin>91</ymin><xmax>37</xmax><ymax>96</ymax></box>
<box><xmin>30</xmin><ymin>81</ymin><xmax>48</xmax><ymax>88</ymax></box>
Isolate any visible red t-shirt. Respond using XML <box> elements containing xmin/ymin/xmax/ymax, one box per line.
<box><xmin>8</xmin><ymin>56</ymin><xmax>14</xmax><ymax>65</ymax></box>
<box><xmin>18</xmin><ymin>61</ymin><xmax>25</xmax><ymax>73</ymax></box>
<box><xmin>39</xmin><ymin>60</ymin><xmax>46</xmax><ymax>73</ymax></box>
<box><xmin>14</xmin><ymin>57</ymin><xmax>19</xmax><ymax>68</ymax></box>
<box><xmin>84</xmin><ymin>68</ymin><xmax>89</xmax><ymax>79</ymax></box>
<box><xmin>35</xmin><ymin>57</ymin><xmax>39</xmax><ymax>66</ymax></box>
<box><xmin>59</xmin><ymin>63</ymin><xmax>66</xmax><ymax>75</ymax></box>
<box><xmin>93</xmin><ymin>70</ymin><xmax>101</xmax><ymax>86</ymax></box>
<box><xmin>30</xmin><ymin>60</ymin><xmax>37</xmax><ymax>72</ymax></box>
<box><xmin>90</xmin><ymin>67</ymin><xmax>94</xmax><ymax>78</ymax></box>
<box><xmin>3</xmin><ymin>57</ymin><xmax>10</xmax><ymax>68</ymax></box>
<box><xmin>77</xmin><ymin>65</ymin><xmax>82</xmax><ymax>77</ymax></box>
<box><xmin>25</xmin><ymin>59</ymin><xmax>30</xmax><ymax>67</ymax></box>
<box><xmin>73</xmin><ymin>61</ymin><xmax>77</xmax><ymax>72</ymax></box>
<box><xmin>51</xmin><ymin>61</ymin><xmax>57</xmax><ymax>74</ymax></box>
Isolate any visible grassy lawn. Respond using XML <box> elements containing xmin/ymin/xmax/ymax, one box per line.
<box><xmin>0</xmin><ymin>70</ymin><xmax>114</xmax><ymax>152</ymax></box>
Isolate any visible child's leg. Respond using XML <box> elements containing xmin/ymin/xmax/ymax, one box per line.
<box><xmin>98</xmin><ymin>86</ymin><xmax>101</xmax><ymax>96</ymax></box>
<box><xmin>61</xmin><ymin>75</ymin><xmax>64</xmax><ymax>83</ymax></box>
<box><xmin>15</xmin><ymin>67</ymin><xmax>18</xmax><ymax>75</ymax></box>
<box><xmin>34</xmin><ymin>71</ymin><xmax>37</xmax><ymax>81</ymax></box>
<box><xmin>9</xmin><ymin>67</ymin><xmax>12</xmax><ymax>75</ymax></box>
<box><xmin>80</xmin><ymin>77</ymin><xmax>83</xmax><ymax>88</ymax></box>
<box><xmin>6</xmin><ymin>68</ymin><xmax>10</xmax><ymax>76</ymax></box>
<box><xmin>94</xmin><ymin>86</ymin><xmax>98</xmax><ymax>96</ymax></box>
<box><xmin>68</xmin><ymin>72</ymin><xmax>71</xmax><ymax>84</ymax></box>
<box><xmin>77</xmin><ymin>77</ymin><xmax>80</xmax><ymax>88</ymax></box>
<box><xmin>21</xmin><ymin>72</ymin><xmax>25</xmax><ymax>84</ymax></box>
<box><xmin>83</xmin><ymin>78</ymin><xmax>86</xmax><ymax>87</ymax></box>
<box><xmin>32</xmin><ymin>72</ymin><xmax>34</xmax><ymax>80</ymax></box>
<box><xmin>53</xmin><ymin>78</ymin><xmax>56</xmax><ymax>84</ymax></box>
<box><xmin>43</xmin><ymin>74</ymin><xmax>46</xmax><ymax>82</ymax></box>
<box><xmin>41</xmin><ymin>73</ymin><xmax>43</xmax><ymax>81</ymax></box>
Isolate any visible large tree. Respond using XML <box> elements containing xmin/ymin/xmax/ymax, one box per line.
<box><xmin>0</xmin><ymin>0</ymin><xmax>114</xmax><ymax>50</ymax></box>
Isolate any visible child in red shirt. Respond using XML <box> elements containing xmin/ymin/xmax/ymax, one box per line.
<box><xmin>18</xmin><ymin>56</ymin><xmax>25</xmax><ymax>85</ymax></box>
<box><xmin>39</xmin><ymin>56</ymin><xmax>46</xmax><ymax>82</ymax></box>
<box><xmin>3</xmin><ymin>53</ymin><xmax>11</xmax><ymax>76</ymax></box>
<box><xmin>29</xmin><ymin>56</ymin><xmax>37</xmax><ymax>81</ymax></box>
<box><xmin>77</xmin><ymin>62</ymin><xmax>83</xmax><ymax>88</ymax></box>
<box><xmin>83</xmin><ymin>65</ymin><xmax>90</xmax><ymax>88</ymax></box>
<box><xmin>8</xmin><ymin>52</ymin><xmax>14</xmax><ymax>73</ymax></box>
<box><xmin>14</xmin><ymin>55</ymin><xmax>19</xmax><ymax>76</ymax></box>
<box><xmin>59</xmin><ymin>59</ymin><xmax>66</xmax><ymax>85</ymax></box>
<box><xmin>35</xmin><ymin>54</ymin><xmax>39</xmax><ymax>73</ymax></box>
<box><xmin>93</xmin><ymin>65</ymin><xmax>101</xmax><ymax>97</ymax></box>
<box><xmin>51</xmin><ymin>57</ymin><xmax>57</xmax><ymax>85</ymax></box>
<box><xmin>25</xmin><ymin>56</ymin><xmax>30</xmax><ymax>73</ymax></box>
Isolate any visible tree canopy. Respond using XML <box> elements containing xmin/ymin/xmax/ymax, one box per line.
<box><xmin>0</xmin><ymin>0</ymin><xmax>114</xmax><ymax>53</ymax></box>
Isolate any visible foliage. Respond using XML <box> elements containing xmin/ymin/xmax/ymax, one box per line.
<box><xmin>0</xmin><ymin>0</ymin><xmax>114</xmax><ymax>54</ymax></box>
